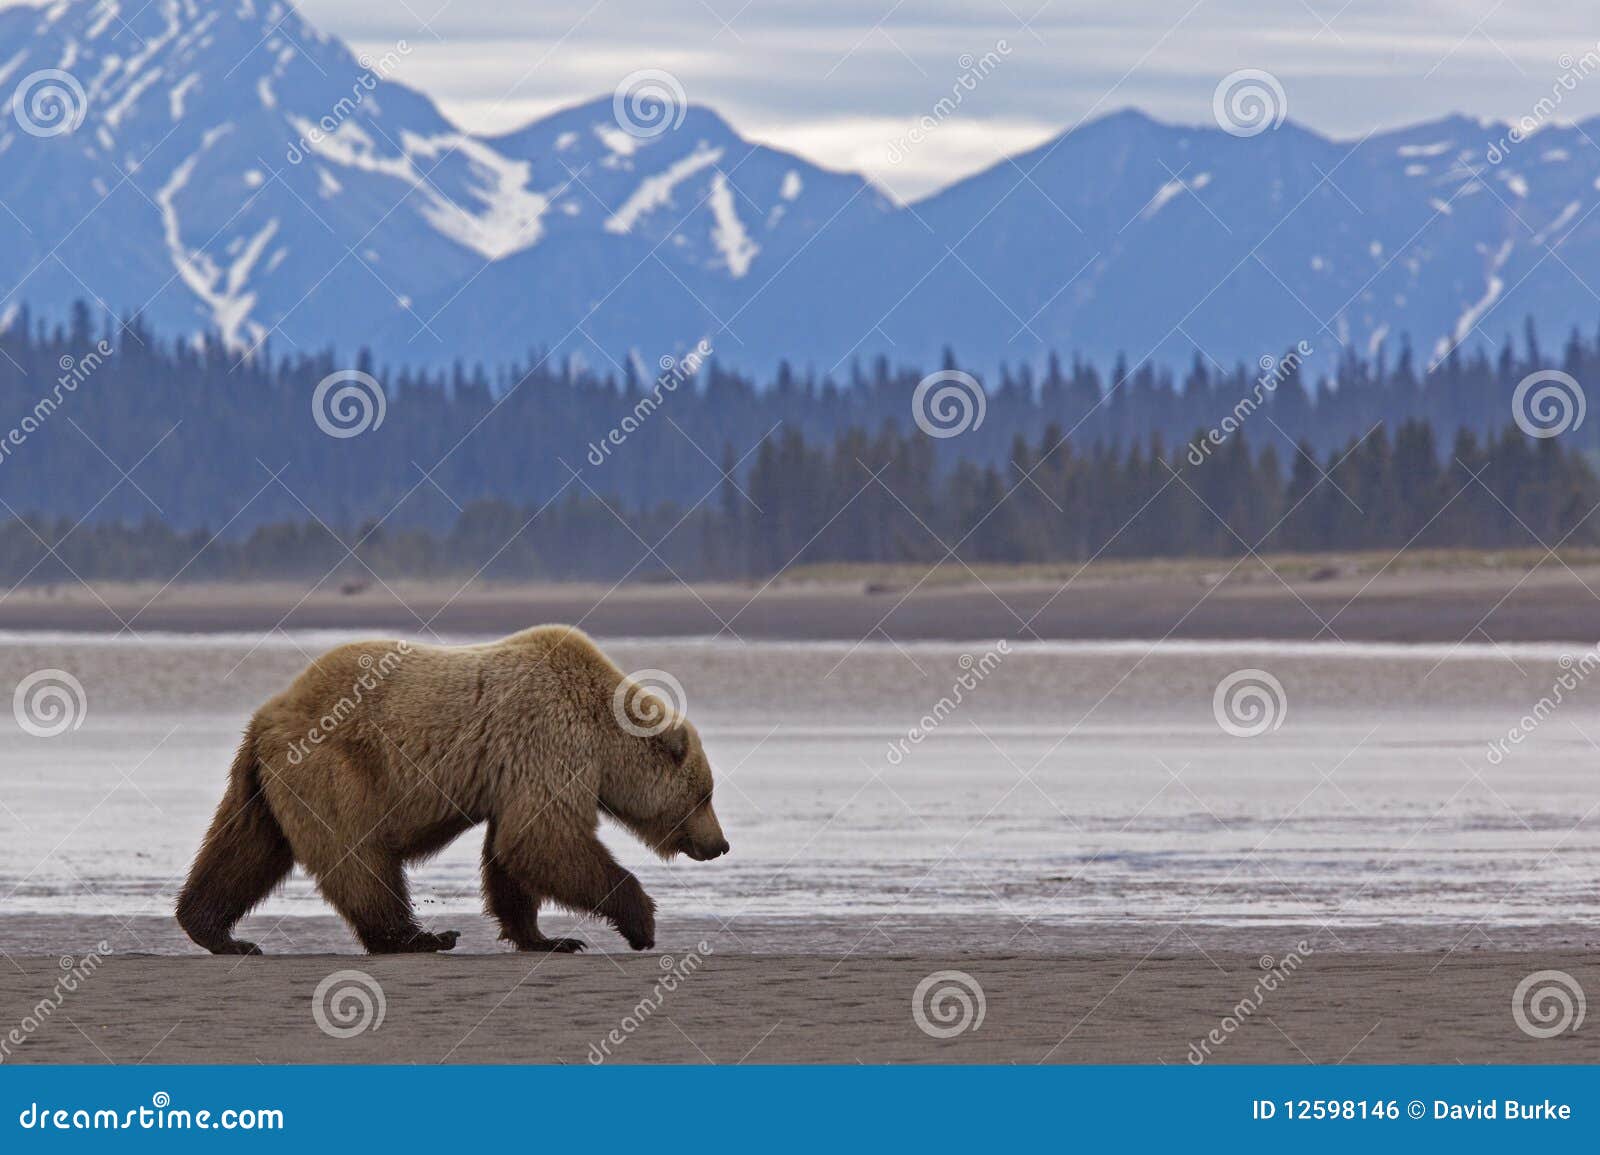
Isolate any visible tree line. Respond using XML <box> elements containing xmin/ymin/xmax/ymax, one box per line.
<box><xmin>2</xmin><ymin>418</ymin><xmax>1592</xmax><ymax>584</ymax></box>
<box><xmin>0</xmin><ymin>303</ymin><xmax>1597</xmax><ymax>582</ymax></box>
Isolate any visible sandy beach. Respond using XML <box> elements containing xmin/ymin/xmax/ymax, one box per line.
<box><xmin>4</xmin><ymin>580</ymin><xmax>1599</xmax><ymax>1067</ymax></box>
<box><xmin>2</xmin><ymin>940</ymin><xmax>1594</xmax><ymax>1064</ymax></box>
<box><xmin>10</xmin><ymin>550</ymin><xmax>1600</xmax><ymax>642</ymax></box>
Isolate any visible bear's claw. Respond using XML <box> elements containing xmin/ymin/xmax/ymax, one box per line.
<box><xmin>516</xmin><ymin>937</ymin><xmax>586</xmax><ymax>954</ymax></box>
<box><xmin>369</xmin><ymin>928</ymin><xmax>460</xmax><ymax>954</ymax></box>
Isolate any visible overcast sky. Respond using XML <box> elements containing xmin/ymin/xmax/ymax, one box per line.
<box><xmin>24</xmin><ymin>1</ymin><xmax>1600</xmax><ymax>199</ymax></box>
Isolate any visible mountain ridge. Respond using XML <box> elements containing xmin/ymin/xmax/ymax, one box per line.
<box><xmin>3</xmin><ymin>0</ymin><xmax>1599</xmax><ymax>381</ymax></box>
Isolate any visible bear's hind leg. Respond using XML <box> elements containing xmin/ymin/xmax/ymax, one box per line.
<box><xmin>313</xmin><ymin>851</ymin><xmax>460</xmax><ymax>954</ymax></box>
<box><xmin>176</xmin><ymin>730</ymin><xmax>293</xmax><ymax>956</ymax></box>
<box><xmin>481</xmin><ymin>830</ymin><xmax>585</xmax><ymax>953</ymax></box>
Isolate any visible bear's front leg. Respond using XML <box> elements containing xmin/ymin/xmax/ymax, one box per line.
<box><xmin>494</xmin><ymin>827</ymin><xmax>656</xmax><ymax>951</ymax></box>
<box><xmin>481</xmin><ymin>831</ymin><xmax>586</xmax><ymax>952</ymax></box>
<box><xmin>599</xmin><ymin>865</ymin><xmax>657</xmax><ymax>951</ymax></box>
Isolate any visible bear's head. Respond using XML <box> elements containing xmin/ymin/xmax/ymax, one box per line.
<box><xmin>604</xmin><ymin>716</ymin><xmax>730</xmax><ymax>862</ymax></box>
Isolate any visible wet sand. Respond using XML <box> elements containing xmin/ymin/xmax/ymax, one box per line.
<box><xmin>1</xmin><ymin>946</ymin><xmax>1593</xmax><ymax>1065</ymax></box>
<box><xmin>12</xmin><ymin>552</ymin><xmax>1600</xmax><ymax>641</ymax></box>
<box><xmin>5</xmin><ymin>578</ymin><xmax>1599</xmax><ymax>1067</ymax></box>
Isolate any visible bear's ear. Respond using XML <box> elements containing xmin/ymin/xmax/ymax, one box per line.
<box><xmin>658</xmin><ymin>722</ymin><xmax>690</xmax><ymax>764</ymax></box>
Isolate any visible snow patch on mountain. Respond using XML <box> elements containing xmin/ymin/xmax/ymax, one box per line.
<box><xmin>1532</xmin><ymin>200</ymin><xmax>1581</xmax><ymax>247</ymax></box>
<box><xmin>1141</xmin><ymin>171</ymin><xmax>1210</xmax><ymax>221</ymax></box>
<box><xmin>594</xmin><ymin>123</ymin><xmax>639</xmax><ymax>158</ymax></box>
<box><xmin>1435</xmin><ymin>238</ymin><xmax>1513</xmax><ymax>365</ymax></box>
<box><xmin>707</xmin><ymin>172</ymin><xmax>758</xmax><ymax>277</ymax></box>
<box><xmin>169</xmin><ymin>71</ymin><xmax>199</xmax><ymax>119</ymax></box>
<box><xmin>605</xmin><ymin>144</ymin><xmax>724</xmax><ymax>235</ymax></box>
<box><xmin>287</xmin><ymin>118</ymin><xmax>547</xmax><ymax>259</ymax></box>
<box><xmin>158</xmin><ymin>123</ymin><xmax>277</xmax><ymax>348</ymax></box>
<box><xmin>401</xmin><ymin>133</ymin><xmax>549</xmax><ymax>259</ymax></box>
<box><xmin>85</xmin><ymin>1</ymin><xmax>118</xmax><ymax>39</ymax></box>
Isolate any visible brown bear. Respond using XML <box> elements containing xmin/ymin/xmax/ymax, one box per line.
<box><xmin>175</xmin><ymin>626</ymin><xmax>728</xmax><ymax>955</ymax></box>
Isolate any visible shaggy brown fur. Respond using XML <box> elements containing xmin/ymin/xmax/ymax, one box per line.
<box><xmin>175</xmin><ymin>626</ymin><xmax>728</xmax><ymax>955</ymax></box>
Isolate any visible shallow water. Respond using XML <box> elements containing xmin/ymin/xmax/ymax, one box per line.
<box><xmin>2</xmin><ymin>631</ymin><xmax>1598</xmax><ymax>946</ymax></box>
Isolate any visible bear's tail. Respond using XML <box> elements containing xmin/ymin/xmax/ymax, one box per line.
<box><xmin>175</xmin><ymin>723</ymin><xmax>294</xmax><ymax>955</ymax></box>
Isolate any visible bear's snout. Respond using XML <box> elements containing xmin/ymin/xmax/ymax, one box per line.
<box><xmin>683</xmin><ymin>836</ymin><xmax>730</xmax><ymax>861</ymax></box>
<box><xmin>679</xmin><ymin>800</ymin><xmax>728</xmax><ymax>861</ymax></box>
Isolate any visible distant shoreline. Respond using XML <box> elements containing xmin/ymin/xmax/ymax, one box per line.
<box><xmin>6</xmin><ymin>551</ymin><xmax>1600</xmax><ymax>643</ymax></box>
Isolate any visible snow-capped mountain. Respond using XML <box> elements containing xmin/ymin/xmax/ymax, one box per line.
<box><xmin>3</xmin><ymin>0</ymin><xmax>1599</xmax><ymax>378</ymax></box>
<box><xmin>0</xmin><ymin>0</ymin><xmax>889</xmax><ymax>367</ymax></box>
